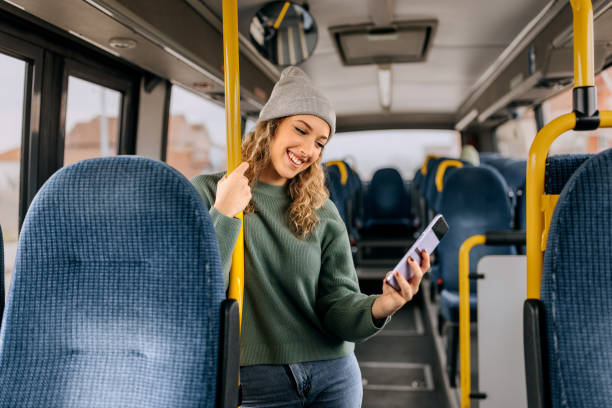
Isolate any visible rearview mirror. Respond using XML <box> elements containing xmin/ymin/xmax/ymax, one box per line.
<box><xmin>249</xmin><ymin>1</ymin><xmax>318</xmax><ymax>66</ymax></box>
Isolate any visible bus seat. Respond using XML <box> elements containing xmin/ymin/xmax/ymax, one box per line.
<box><xmin>418</xmin><ymin>157</ymin><xmax>441</xmax><ymax>225</ymax></box>
<box><xmin>422</xmin><ymin>157</ymin><xmax>443</xmax><ymax>207</ymax></box>
<box><xmin>344</xmin><ymin>161</ymin><xmax>364</xmax><ymax>233</ymax></box>
<box><xmin>362</xmin><ymin>167</ymin><xmax>413</xmax><ymax>235</ymax></box>
<box><xmin>544</xmin><ymin>154</ymin><xmax>592</xmax><ymax>194</ymax></box>
<box><xmin>413</xmin><ymin>168</ymin><xmax>423</xmax><ymax>190</ymax></box>
<box><xmin>437</xmin><ymin>166</ymin><xmax>515</xmax><ymax>321</ymax></box>
<box><xmin>324</xmin><ymin>161</ymin><xmax>362</xmax><ymax>240</ymax></box>
<box><xmin>324</xmin><ymin>164</ymin><xmax>348</xmax><ymax>224</ymax></box>
<box><xmin>479</xmin><ymin>156</ymin><xmax>512</xmax><ymax>170</ymax></box>
<box><xmin>432</xmin><ymin>163</ymin><xmax>469</xmax><ymax>213</ymax></box>
<box><xmin>498</xmin><ymin>159</ymin><xmax>526</xmax><ymax>194</ymax></box>
<box><xmin>478</xmin><ymin>152</ymin><xmax>502</xmax><ymax>164</ymax></box>
<box><xmin>529</xmin><ymin>149</ymin><xmax>612</xmax><ymax>408</ymax></box>
<box><xmin>436</xmin><ymin>166</ymin><xmax>515</xmax><ymax>386</ymax></box>
<box><xmin>424</xmin><ymin>158</ymin><xmax>468</xmax><ymax>220</ymax></box>
<box><xmin>411</xmin><ymin>170</ymin><xmax>424</xmax><ymax>228</ymax></box>
<box><xmin>418</xmin><ymin>157</ymin><xmax>447</xmax><ymax>225</ymax></box>
<box><xmin>500</xmin><ymin>160</ymin><xmax>527</xmax><ymax>231</ymax></box>
<box><xmin>0</xmin><ymin>156</ymin><xmax>239</xmax><ymax>408</ymax></box>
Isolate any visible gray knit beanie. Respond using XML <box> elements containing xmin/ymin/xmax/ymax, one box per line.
<box><xmin>259</xmin><ymin>66</ymin><xmax>336</xmax><ymax>136</ymax></box>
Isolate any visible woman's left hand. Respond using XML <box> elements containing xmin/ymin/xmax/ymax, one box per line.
<box><xmin>371</xmin><ymin>250</ymin><xmax>431</xmax><ymax>320</ymax></box>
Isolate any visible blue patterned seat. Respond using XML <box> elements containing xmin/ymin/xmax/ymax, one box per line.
<box><xmin>437</xmin><ymin>166</ymin><xmax>515</xmax><ymax>322</ymax></box>
<box><xmin>0</xmin><ymin>156</ymin><xmax>235</xmax><ymax>407</ymax></box>
<box><xmin>544</xmin><ymin>154</ymin><xmax>592</xmax><ymax>195</ymax></box>
<box><xmin>539</xmin><ymin>149</ymin><xmax>612</xmax><ymax>407</ymax></box>
<box><xmin>362</xmin><ymin>167</ymin><xmax>413</xmax><ymax>235</ymax></box>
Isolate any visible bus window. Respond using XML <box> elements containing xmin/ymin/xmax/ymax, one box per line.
<box><xmin>64</xmin><ymin>76</ymin><xmax>121</xmax><ymax>165</ymax></box>
<box><xmin>322</xmin><ymin>129</ymin><xmax>460</xmax><ymax>180</ymax></box>
<box><xmin>543</xmin><ymin>65</ymin><xmax>612</xmax><ymax>154</ymax></box>
<box><xmin>0</xmin><ymin>53</ymin><xmax>26</xmax><ymax>296</ymax></box>
<box><xmin>497</xmin><ymin>65</ymin><xmax>612</xmax><ymax>158</ymax></box>
<box><xmin>495</xmin><ymin>108</ymin><xmax>537</xmax><ymax>159</ymax></box>
<box><xmin>166</xmin><ymin>86</ymin><xmax>227</xmax><ymax>179</ymax></box>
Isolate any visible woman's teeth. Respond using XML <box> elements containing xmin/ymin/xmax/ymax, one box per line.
<box><xmin>288</xmin><ymin>151</ymin><xmax>304</xmax><ymax>165</ymax></box>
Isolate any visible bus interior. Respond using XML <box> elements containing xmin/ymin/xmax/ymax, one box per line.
<box><xmin>1</xmin><ymin>0</ymin><xmax>612</xmax><ymax>407</ymax></box>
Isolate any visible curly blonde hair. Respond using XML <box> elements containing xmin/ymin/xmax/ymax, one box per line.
<box><xmin>242</xmin><ymin>118</ymin><xmax>329</xmax><ymax>239</ymax></box>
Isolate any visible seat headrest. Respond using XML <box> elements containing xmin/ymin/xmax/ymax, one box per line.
<box><xmin>439</xmin><ymin>166</ymin><xmax>512</xmax><ymax>218</ymax></box>
<box><xmin>545</xmin><ymin>154</ymin><xmax>592</xmax><ymax>195</ymax></box>
<box><xmin>368</xmin><ymin>168</ymin><xmax>407</xmax><ymax>217</ymax></box>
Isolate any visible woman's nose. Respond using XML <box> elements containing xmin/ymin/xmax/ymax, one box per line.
<box><xmin>299</xmin><ymin>143</ymin><xmax>317</xmax><ymax>159</ymax></box>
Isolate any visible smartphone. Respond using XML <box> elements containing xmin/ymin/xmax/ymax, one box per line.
<box><xmin>385</xmin><ymin>214</ymin><xmax>449</xmax><ymax>291</ymax></box>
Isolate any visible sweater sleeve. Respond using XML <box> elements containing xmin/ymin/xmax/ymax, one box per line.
<box><xmin>315</xmin><ymin>202</ymin><xmax>390</xmax><ymax>343</ymax></box>
<box><xmin>191</xmin><ymin>174</ymin><xmax>242</xmax><ymax>289</ymax></box>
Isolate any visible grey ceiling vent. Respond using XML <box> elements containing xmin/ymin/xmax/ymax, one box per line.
<box><xmin>329</xmin><ymin>20</ymin><xmax>437</xmax><ymax>66</ymax></box>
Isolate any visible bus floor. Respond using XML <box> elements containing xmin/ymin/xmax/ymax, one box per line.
<box><xmin>357</xmin><ymin>279</ymin><xmax>457</xmax><ymax>408</ymax></box>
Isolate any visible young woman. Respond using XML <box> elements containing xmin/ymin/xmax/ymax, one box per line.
<box><xmin>192</xmin><ymin>66</ymin><xmax>430</xmax><ymax>408</ymax></box>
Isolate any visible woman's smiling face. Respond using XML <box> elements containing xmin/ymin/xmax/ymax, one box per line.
<box><xmin>260</xmin><ymin>114</ymin><xmax>330</xmax><ymax>185</ymax></box>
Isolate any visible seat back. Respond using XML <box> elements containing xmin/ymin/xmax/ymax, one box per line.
<box><xmin>541</xmin><ymin>149</ymin><xmax>612</xmax><ymax>408</ymax></box>
<box><xmin>432</xmin><ymin>161</ymin><xmax>469</xmax><ymax>213</ymax></box>
<box><xmin>411</xmin><ymin>170</ymin><xmax>424</xmax><ymax>227</ymax></box>
<box><xmin>324</xmin><ymin>164</ymin><xmax>348</xmax><ymax>223</ymax></box>
<box><xmin>424</xmin><ymin>157</ymin><xmax>468</xmax><ymax>215</ymax></box>
<box><xmin>325</xmin><ymin>161</ymin><xmax>363</xmax><ymax>237</ymax></box>
<box><xmin>498</xmin><ymin>159</ymin><xmax>526</xmax><ymax>194</ymax></box>
<box><xmin>422</xmin><ymin>157</ymin><xmax>443</xmax><ymax>209</ymax></box>
<box><xmin>544</xmin><ymin>154</ymin><xmax>592</xmax><ymax>195</ymax></box>
<box><xmin>437</xmin><ymin>167</ymin><xmax>515</xmax><ymax>292</ymax></box>
<box><xmin>364</xmin><ymin>167</ymin><xmax>409</xmax><ymax>221</ymax></box>
<box><xmin>0</xmin><ymin>157</ymin><xmax>225</xmax><ymax>407</ymax></box>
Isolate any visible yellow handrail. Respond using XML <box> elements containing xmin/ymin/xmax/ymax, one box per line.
<box><xmin>458</xmin><ymin>234</ymin><xmax>486</xmax><ymax>408</ymax></box>
<box><xmin>525</xmin><ymin>0</ymin><xmax>612</xmax><ymax>299</ymax></box>
<box><xmin>273</xmin><ymin>1</ymin><xmax>291</xmax><ymax>29</ymax></box>
<box><xmin>435</xmin><ymin>160</ymin><xmax>463</xmax><ymax>192</ymax></box>
<box><xmin>421</xmin><ymin>155</ymin><xmax>439</xmax><ymax>175</ymax></box>
<box><xmin>570</xmin><ymin>0</ymin><xmax>594</xmax><ymax>87</ymax></box>
<box><xmin>325</xmin><ymin>161</ymin><xmax>349</xmax><ymax>185</ymax></box>
<box><xmin>222</xmin><ymin>0</ymin><xmax>245</xmax><ymax>324</ymax></box>
<box><xmin>525</xmin><ymin>113</ymin><xmax>575</xmax><ymax>299</ymax></box>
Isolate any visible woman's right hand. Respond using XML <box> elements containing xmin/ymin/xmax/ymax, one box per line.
<box><xmin>214</xmin><ymin>162</ymin><xmax>252</xmax><ymax>217</ymax></box>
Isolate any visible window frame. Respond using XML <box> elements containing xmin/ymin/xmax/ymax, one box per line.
<box><xmin>59</xmin><ymin>58</ymin><xmax>140</xmax><ymax>165</ymax></box>
<box><xmin>0</xmin><ymin>5</ymin><xmax>143</xmax><ymax>227</ymax></box>
<box><xmin>0</xmin><ymin>30</ymin><xmax>43</xmax><ymax>230</ymax></box>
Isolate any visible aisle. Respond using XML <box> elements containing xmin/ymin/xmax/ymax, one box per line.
<box><xmin>356</xmin><ymin>282</ymin><xmax>453</xmax><ymax>408</ymax></box>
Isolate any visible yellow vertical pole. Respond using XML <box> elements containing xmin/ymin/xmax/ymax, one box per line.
<box><xmin>526</xmin><ymin>0</ymin><xmax>597</xmax><ymax>299</ymax></box>
<box><xmin>458</xmin><ymin>235</ymin><xmax>486</xmax><ymax>408</ymax></box>
<box><xmin>222</xmin><ymin>0</ymin><xmax>245</xmax><ymax>324</ymax></box>
<box><xmin>570</xmin><ymin>0</ymin><xmax>594</xmax><ymax>87</ymax></box>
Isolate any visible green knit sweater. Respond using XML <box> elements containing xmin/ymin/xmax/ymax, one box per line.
<box><xmin>191</xmin><ymin>172</ymin><xmax>388</xmax><ymax>366</ymax></box>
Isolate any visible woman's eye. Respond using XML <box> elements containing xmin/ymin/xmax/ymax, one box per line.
<box><xmin>316</xmin><ymin>141</ymin><xmax>325</xmax><ymax>149</ymax></box>
<box><xmin>294</xmin><ymin>126</ymin><xmax>306</xmax><ymax>135</ymax></box>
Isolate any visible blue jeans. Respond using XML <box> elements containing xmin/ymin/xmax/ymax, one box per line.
<box><xmin>240</xmin><ymin>354</ymin><xmax>363</xmax><ymax>407</ymax></box>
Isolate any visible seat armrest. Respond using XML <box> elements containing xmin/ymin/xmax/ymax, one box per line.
<box><xmin>523</xmin><ymin>299</ymin><xmax>550</xmax><ymax>408</ymax></box>
<box><xmin>217</xmin><ymin>299</ymin><xmax>241</xmax><ymax>408</ymax></box>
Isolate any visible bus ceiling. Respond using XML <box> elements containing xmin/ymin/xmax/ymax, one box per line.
<box><xmin>3</xmin><ymin>0</ymin><xmax>611</xmax><ymax>131</ymax></box>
